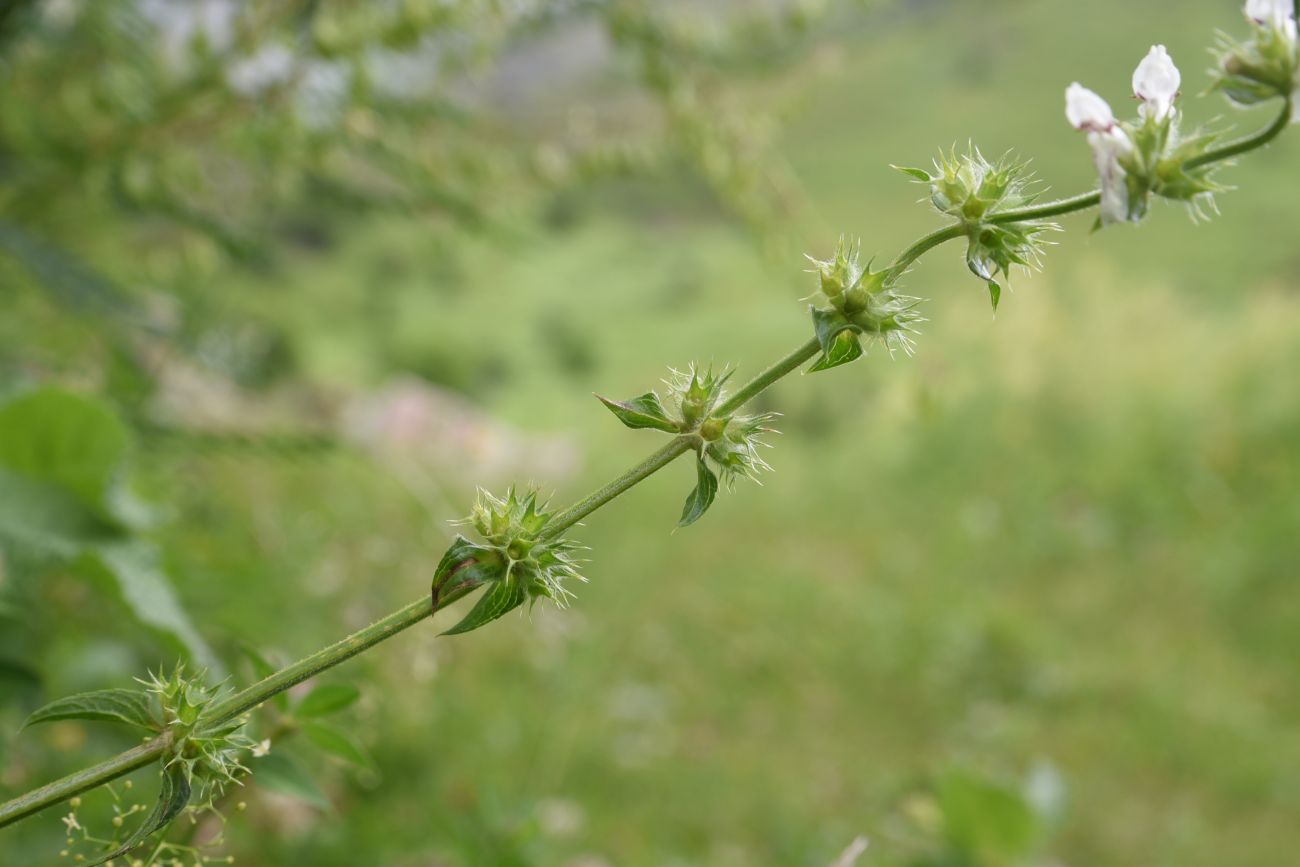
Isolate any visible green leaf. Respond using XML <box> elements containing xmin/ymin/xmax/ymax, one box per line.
<box><xmin>24</xmin><ymin>688</ymin><xmax>157</xmax><ymax>732</ymax></box>
<box><xmin>678</xmin><ymin>456</ymin><xmax>718</xmax><ymax>528</ymax></box>
<box><xmin>303</xmin><ymin>721</ymin><xmax>373</xmax><ymax>768</ymax></box>
<box><xmin>891</xmin><ymin>164</ymin><xmax>933</xmax><ymax>182</ymax></box>
<box><xmin>80</xmin><ymin>541</ymin><xmax>221</xmax><ymax>675</ymax></box>
<box><xmin>89</xmin><ymin>762</ymin><xmax>191</xmax><ymax>866</ymax></box>
<box><xmin>296</xmin><ymin>684</ymin><xmax>360</xmax><ymax>718</ymax></box>
<box><xmin>0</xmin><ymin>467</ymin><xmax>119</xmax><ymax>579</ymax></box>
<box><xmin>809</xmin><ymin>330</ymin><xmax>863</xmax><ymax>372</ymax></box>
<box><xmin>431</xmin><ymin>535</ymin><xmax>506</xmax><ymax>608</ymax></box>
<box><xmin>253</xmin><ymin>751</ymin><xmax>331</xmax><ymax>811</ymax></box>
<box><xmin>442</xmin><ymin>578</ymin><xmax>527</xmax><ymax>636</ymax></box>
<box><xmin>937</xmin><ymin>769</ymin><xmax>1041</xmax><ymax>862</ymax></box>
<box><xmin>808</xmin><ymin>306</ymin><xmax>864</xmax><ymax>373</ymax></box>
<box><xmin>0</xmin><ymin>389</ymin><xmax>131</xmax><ymax>524</ymax></box>
<box><xmin>987</xmin><ymin>280</ymin><xmax>1001</xmax><ymax>312</ymax></box>
<box><xmin>596</xmin><ymin>392</ymin><xmax>679</xmax><ymax>433</ymax></box>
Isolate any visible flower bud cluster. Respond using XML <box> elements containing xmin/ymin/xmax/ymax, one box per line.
<box><xmin>670</xmin><ymin>366</ymin><xmax>777</xmax><ymax>486</ymax></box>
<box><xmin>896</xmin><ymin>150</ymin><xmax>1056</xmax><ymax>309</ymax></box>
<box><xmin>139</xmin><ymin>666</ymin><xmax>254</xmax><ymax>809</ymax></box>
<box><xmin>1067</xmin><ymin>45</ymin><xmax>1224</xmax><ymax>225</ymax></box>
<box><xmin>805</xmin><ymin>237</ymin><xmax>924</xmax><ymax>366</ymax></box>
<box><xmin>460</xmin><ymin>486</ymin><xmax>585</xmax><ymax>607</ymax></box>
<box><xmin>1214</xmin><ymin>0</ymin><xmax>1299</xmax><ymax>108</ymax></box>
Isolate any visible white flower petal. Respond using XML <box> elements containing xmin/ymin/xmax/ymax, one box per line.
<box><xmin>1065</xmin><ymin>83</ymin><xmax>1115</xmax><ymax>132</ymax></box>
<box><xmin>1132</xmin><ymin>45</ymin><xmax>1181</xmax><ymax>122</ymax></box>
<box><xmin>1246</xmin><ymin>0</ymin><xmax>1299</xmax><ymax>45</ymax></box>
<box><xmin>1087</xmin><ymin>128</ymin><xmax>1134</xmax><ymax>225</ymax></box>
<box><xmin>1246</xmin><ymin>0</ymin><xmax>1293</xmax><ymax>28</ymax></box>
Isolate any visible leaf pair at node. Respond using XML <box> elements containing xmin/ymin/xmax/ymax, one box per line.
<box><xmin>23</xmin><ymin>664</ymin><xmax>254</xmax><ymax>865</ymax></box>
<box><xmin>599</xmin><ymin>364</ymin><xmax>777</xmax><ymax>527</ymax></box>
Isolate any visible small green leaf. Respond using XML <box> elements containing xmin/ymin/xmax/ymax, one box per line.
<box><xmin>442</xmin><ymin>578</ymin><xmax>527</xmax><ymax>636</ymax></box>
<box><xmin>303</xmin><ymin>721</ymin><xmax>373</xmax><ymax>768</ymax></box>
<box><xmin>891</xmin><ymin>164</ymin><xmax>933</xmax><ymax>182</ymax></box>
<box><xmin>808</xmin><ymin>306</ymin><xmax>864</xmax><ymax>373</ymax></box>
<box><xmin>24</xmin><ymin>688</ymin><xmax>157</xmax><ymax>732</ymax></box>
<box><xmin>809</xmin><ymin>330</ymin><xmax>864</xmax><ymax>372</ymax></box>
<box><xmin>88</xmin><ymin>762</ymin><xmax>191</xmax><ymax>865</ymax></box>
<box><xmin>431</xmin><ymin>535</ymin><xmax>506</xmax><ymax>608</ymax></box>
<box><xmin>0</xmin><ymin>389</ymin><xmax>131</xmax><ymax>525</ymax></box>
<box><xmin>678</xmin><ymin>456</ymin><xmax>718</xmax><ymax>528</ymax></box>
<box><xmin>254</xmin><ymin>751</ymin><xmax>331</xmax><ymax>811</ymax></box>
<box><xmin>937</xmin><ymin>769</ymin><xmax>1041</xmax><ymax>862</ymax></box>
<box><xmin>596</xmin><ymin>392</ymin><xmax>678</xmax><ymax>433</ymax></box>
<box><xmin>987</xmin><ymin>280</ymin><xmax>1001</xmax><ymax>312</ymax></box>
<box><xmin>296</xmin><ymin>684</ymin><xmax>360</xmax><ymax>719</ymax></box>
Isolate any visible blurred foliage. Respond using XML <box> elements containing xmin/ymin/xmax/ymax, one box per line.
<box><xmin>3</xmin><ymin>0</ymin><xmax>1300</xmax><ymax>865</ymax></box>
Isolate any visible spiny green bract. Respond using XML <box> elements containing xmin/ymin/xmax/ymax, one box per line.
<box><xmin>464</xmin><ymin>486</ymin><xmax>586</xmax><ymax>607</ymax></box>
<box><xmin>917</xmin><ymin>146</ymin><xmax>1040</xmax><ymax>221</ymax></box>
<box><xmin>895</xmin><ymin>149</ymin><xmax>1056</xmax><ymax>310</ymax></box>
<box><xmin>666</xmin><ymin>363</ymin><xmax>732</xmax><ymax>428</ymax></box>
<box><xmin>433</xmin><ymin>487</ymin><xmax>585</xmax><ymax>635</ymax></box>
<box><xmin>139</xmin><ymin>665</ymin><xmax>254</xmax><ymax>810</ymax></box>
<box><xmin>663</xmin><ymin>364</ymin><xmax>779</xmax><ymax>488</ymax></box>
<box><xmin>698</xmin><ymin>411</ymin><xmax>777</xmax><ymax>487</ymax></box>
<box><xmin>1138</xmin><ymin>123</ymin><xmax>1227</xmax><ymax>222</ymax></box>
<box><xmin>805</xmin><ymin>236</ymin><xmax>925</xmax><ymax>366</ymax></box>
<box><xmin>1211</xmin><ymin>15</ymin><xmax>1299</xmax><ymax>107</ymax></box>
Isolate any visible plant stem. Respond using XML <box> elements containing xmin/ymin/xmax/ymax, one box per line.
<box><xmin>2</xmin><ymin>93</ymin><xmax>1294</xmax><ymax>836</ymax></box>
<box><xmin>543</xmin><ymin>436</ymin><xmax>694</xmax><ymax>539</ymax></box>
<box><xmin>991</xmin><ymin>190</ymin><xmax>1101</xmax><ymax>224</ymax></box>
<box><xmin>0</xmin><ymin>734</ymin><xmax>173</xmax><ymax>829</ymax></box>
<box><xmin>208</xmin><ymin>595</ymin><xmax>446</xmax><ymax>726</ymax></box>
<box><xmin>886</xmin><ymin>224</ymin><xmax>967</xmax><ymax>281</ymax></box>
<box><xmin>713</xmin><ymin>336</ymin><xmax>821</xmax><ymax>417</ymax></box>
<box><xmin>0</xmin><ymin>589</ymin><xmax>470</xmax><ymax>829</ymax></box>
<box><xmin>1185</xmin><ymin>98</ymin><xmax>1292</xmax><ymax>169</ymax></box>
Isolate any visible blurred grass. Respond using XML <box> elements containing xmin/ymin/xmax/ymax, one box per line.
<box><xmin>5</xmin><ymin>1</ymin><xmax>1300</xmax><ymax>865</ymax></box>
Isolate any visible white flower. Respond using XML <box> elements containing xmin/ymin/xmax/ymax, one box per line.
<box><xmin>1065</xmin><ymin>82</ymin><xmax>1116</xmax><ymax>132</ymax></box>
<box><xmin>251</xmin><ymin>738</ymin><xmax>272</xmax><ymax>757</ymax></box>
<box><xmin>1132</xmin><ymin>45</ymin><xmax>1181</xmax><ymax>122</ymax></box>
<box><xmin>1246</xmin><ymin>0</ymin><xmax>1298</xmax><ymax>45</ymax></box>
<box><xmin>1066</xmin><ymin>84</ymin><xmax>1135</xmax><ymax>224</ymax></box>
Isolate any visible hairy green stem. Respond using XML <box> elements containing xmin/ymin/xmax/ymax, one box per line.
<box><xmin>991</xmin><ymin>190</ymin><xmax>1102</xmax><ymax>224</ymax></box>
<box><xmin>886</xmin><ymin>224</ymin><xmax>967</xmax><ymax>281</ymax></box>
<box><xmin>0</xmin><ymin>734</ymin><xmax>173</xmax><ymax>829</ymax></box>
<box><xmin>2</xmin><ymin>93</ymin><xmax>1293</xmax><ymax>836</ymax></box>
<box><xmin>1186</xmin><ymin>98</ymin><xmax>1292</xmax><ymax>169</ymax></box>
<box><xmin>543</xmin><ymin>436</ymin><xmax>694</xmax><ymax>539</ymax></box>
<box><xmin>209</xmin><ymin>594</ymin><xmax>452</xmax><ymax>726</ymax></box>
<box><xmin>713</xmin><ymin>336</ymin><xmax>821</xmax><ymax>418</ymax></box>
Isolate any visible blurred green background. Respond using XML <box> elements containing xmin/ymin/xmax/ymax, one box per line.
<box><xmin>2</xmin><ymin>1</ymin><xmax>1298</xmax><ymax>865</ymax></box>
